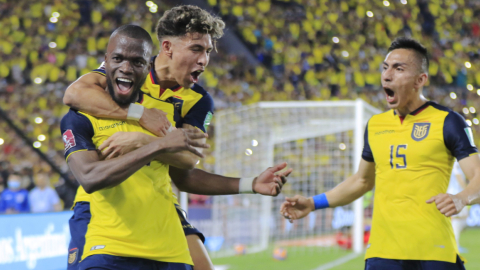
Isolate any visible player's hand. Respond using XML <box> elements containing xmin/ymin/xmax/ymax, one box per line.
<box><xmin>99</xmin><ymin>132</ymin><xmax>152</xmax><ymax>160</ymax></box>
<box><xmin>280</xmin><ymin>195</ymin><xmax>315</xmax><ymax>223</ymax></box>
<box><xmin>426</xmin><ymin>193</ymin><xmax>467</xmax><ymax>217</ymax></box>
<box><xmin>158</xmin><ymin>129</ymin><xmax>209</xmax><ymax>158</ymax></box>
<box><xmin>253</xmin><ymin>162</ymin><xmax>292</xmax><ymax>196</ymax></box>
<box><xmin>139</xmin><ymin>107</ymin><xmax>172</xmax><ymax>137</ymax></box>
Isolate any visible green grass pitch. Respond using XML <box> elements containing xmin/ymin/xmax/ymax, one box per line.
<box><xmin>212</xmin><ymin>228</ymin><xmax>480</xmax><ymax>270</ymax></box>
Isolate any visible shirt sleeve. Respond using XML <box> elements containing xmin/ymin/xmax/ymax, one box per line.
<box><xmin>92</xmin><ymin>61</ymin><xmax>106</xmax><ymax>76</ymax></box>
<box><xmin>362</xmin><ymin>121</ymin><xmax>374</xmax><ymax>162</ymax></box>
<box><xmin>444</xmin><ymin>111</ymin><xmax>479</xmax><ymax>161</ymax></box>
<box><xmin>182</xmin><ymin>88</ymin><xmax>214</xmax><ymax>133</ymax></box>
<box><xmin>60</xmin><ymin>109</ymin><xmax>96</xmax><ymax>161</ymax></box>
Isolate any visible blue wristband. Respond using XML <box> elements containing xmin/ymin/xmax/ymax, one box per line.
<box><xmin>312</xmin><ymin>193</ymin><xmax>329</xmax><ymax>210</ymax></box>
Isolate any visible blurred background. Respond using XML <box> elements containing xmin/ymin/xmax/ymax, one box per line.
<box><xmin>0</xmin><ymin>0</ymin><xmax>479</xmax><ymax>269</ymax></box>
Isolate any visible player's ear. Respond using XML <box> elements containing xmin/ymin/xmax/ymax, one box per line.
<box><xmin>104</xmin><ymin>53</ymin><xmax>107</xmax><ymax>63</ymax></box>
<box><xmin>162</xmin><ymin>40</ymin><xmax>173</xmax><ymax>58</ymax></box>
<box><xmin>415</xmin><ymin>73</ymin><xmax>428</xmax><ymax>90</ymax></box>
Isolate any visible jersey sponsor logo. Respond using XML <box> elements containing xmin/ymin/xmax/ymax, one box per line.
<box><xmin>63</xmin><ymin>129</ymin><xmax>76</xmax><ymax>151</ymax></box>
<box><xmin>464</xmin><ymin>127</ymin><xmax>476</xmax><ymax>147</ymax></box>
<box><xmin>204</xmin><ymin>111</ymin><xmax>213</xmax><ymax>131</ymax></box>
<box><xmin>98</xmin><ymin>121</ymin><xmax>126</xmax><ymax>131</ymax></box>
<box><xmin>411</xmin><ymin>122</ymin><xmax>431</xmax><ymax>141</ymax></box>
<box><xmin>68</xmin><ymin>248</ymin><xmax>78</xmax><ymax>264</ymax></box>
<box><xmin>374</xmin><ymin>130</ymin><xmax>395</xmax><ymax>136</ymax></box>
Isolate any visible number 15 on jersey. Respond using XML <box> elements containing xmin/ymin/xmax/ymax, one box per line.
<box><xmin>390</xmin><ymin>144</ymin><xmax>407</xmax><ymax>169</ymax></box>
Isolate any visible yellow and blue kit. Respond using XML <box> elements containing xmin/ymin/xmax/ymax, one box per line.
<box><xmin>64</xmin><ymin>58</ymin><xmax>213</xmax><ymax>269</ymax></box>
<box><xmin>362</xmin><ymin>101</ymin><xmax>478</xmax><ymax>263</ymax></box>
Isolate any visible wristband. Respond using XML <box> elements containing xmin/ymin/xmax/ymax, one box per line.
<box><xmin>312</xmin><ymin>193</ymin><xmax>329</xmax><ymax>210</ymax></box>
<box><xmin>127</xmin><ymin>103</ymin><xmax>145</xmax><ymax>121</ymax></box>
<box><xmin>239</xmin><ymin>177</ymin><xmax>255</xmax><ymax>194</ymax></box>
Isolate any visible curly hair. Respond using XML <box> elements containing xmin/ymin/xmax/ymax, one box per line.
<box><xmin>156</xmin><ymin>5</ymin><xmax>225</xmax><ymax>42</ymax></box>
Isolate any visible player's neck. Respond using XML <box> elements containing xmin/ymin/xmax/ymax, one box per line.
<box><xmin>395</xmin><ymin>95</ymin><xmax>428</xmax><ymax>116</ymax></box>
<box><xmin>154</xmin><ymin>53</ymin><xmax>179</xmax><ymax>89</ymax></box>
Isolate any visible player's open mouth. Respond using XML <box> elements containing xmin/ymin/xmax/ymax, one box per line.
<box><xmin>190</xmin><ymin>70</ymin><xmax>203</xmax><ymax>83</ymax></box>
<box><xmin>116</xmin><ymin>77</ymin><xmax>134</xmax><ymax>94</ymax></box>
<box><xmin>384</xmin><ymin>87</ymin><xmax>396</xmax><ymax>103</ymax></box>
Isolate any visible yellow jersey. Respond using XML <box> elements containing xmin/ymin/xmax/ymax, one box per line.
<box><xmin>363</xmin><ymin>101</ymin><xmax>478</xmax><ymax>262</ymax></box>
<box><xmin>61</xmin><ymin>94</ymin><xmax>195</xmax><ymax>264</ymax></box>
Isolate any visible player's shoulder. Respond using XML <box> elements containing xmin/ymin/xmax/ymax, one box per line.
<box><xmin>60</xmin><ymin>109</ymin><xmax>95</xmax><ymax>130</ymax></box>
<box><xmin>427</xmin><ymin>101</ymin><xmax>453</xmax><ymax>114</ymax></box>
<box><xmin>189</xmin><ymin>84</ymin><xmax>214</xmax><ymax>108</ymax></box>
<box><xmin>369</xmin><ymin>109</ymin><xmax>393</xmax><ymax>124</ymax></box>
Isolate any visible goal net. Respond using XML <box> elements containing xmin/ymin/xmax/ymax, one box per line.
<box><xmin>195</xmin><ymin>99</ymin><xmax>380</xmax><ymax>258</ymax></box>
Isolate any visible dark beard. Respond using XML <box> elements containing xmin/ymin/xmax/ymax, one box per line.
<box><xmin>106</xmin><ymin>76</ymin><xmax>139</xmax><ymax>106</ymax></box>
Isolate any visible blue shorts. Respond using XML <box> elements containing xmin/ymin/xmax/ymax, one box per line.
<box><xmin>365</xmin><ymin>256</ymin><xmax>465</xmax><ymax>270</ymax></box>
<box><xmin>67</xmin><ymin>202</ymin><xmax>204</xmax><ymax>270</ymax></box>
<box><xmin>78</xmin><ymin>254</ymin><xmax>192</xmax><ymax>270</ymax></box>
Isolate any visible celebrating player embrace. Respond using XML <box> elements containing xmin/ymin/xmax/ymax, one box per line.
<box><xmin>281</xmin><ymin>38</ymin><xmax>480</xmax><ymax>270</ymax></box>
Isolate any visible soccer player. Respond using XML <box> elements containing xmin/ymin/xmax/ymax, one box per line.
<box><xmin>63</xmin><ymin>7</ymin><xmax>291</xmax><ymax>270</ymax></box>
<box><xmin>62</xmin><ymin>25</ymin><xmax>210</xmax><ymax>270</ymax></box>
<box><xmin>280</xmin><ymin>37</ymin><xmax>480</xmax><ymax>270</ymax></box>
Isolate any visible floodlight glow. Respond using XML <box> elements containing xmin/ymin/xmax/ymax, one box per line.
<box><xmin>34</xmin><ymin>117</ymin><xmax>43</xmax><ymax>124</ymax></box>
<box><xmin>366</xmin><ymin>11</ymin><xmax>374</xmax><ymax>17</ymax></box>
<box><xmin>383</xmin><ymin>1</ymin><xmax>390</xmax><ymax>7</ymax></box>
<box><xmin>49</xmin><ymin>42</ymin><xmax>57</xmax><ymax>48</ymax></box>
<box><xmin>449</xmin><ymin>92</ymin><xmax>457</xmax><ymax>99</ymax></box>
<box><xmin>50</xmin><ymin>17</ymin><xmax>58</xmax><ymax>23</ymax></box>
<box><xmin>52</xmin><ymin>12</ymin><xmax>60</xmax><ymax>18</ymax></box>
<box><xmin>467</xmin><ymin>84</ymin><xmax>473</xmax><ymax>91</ymax></box>
<box><xmin>332</xmin><ymin>37</ymin><xmax>339</xmax><ymax>43</ymax></box>
<box><xmin>34</xmin><ymin>77</ymin><xmax>42</xmax><ymax>84</ymax></box>
<box><xmin>0</xmin><ymin>138</ymin><xmax>4</xmax><ymax>145</ymax></box>
<box><xmin>342</xmin><ymin>51</ymin><xmax>349</xmax><ymax>57</ymax></box>
<box><xmin>33</xmin><ymin>141</ymin><xmax>42</xmax><ymax>148</ymax></box>
<box><xmin>339</xmin><ymin>143</ymin><xmax>346</xmax><ymax>150</ymax></box>
<box><xmin>474</xmin><ymin>118</ymin><xmax>479</xmax><ymax>125</ymax></box>
<box><xmin>463</xmin><ymin>108</ymin><xmax>469</xmax><ymax>114</ymax></box>
<box><xmin>38</xmin><ymin>135</ymin><xmax>46</xmax><ymax>141</ymax></box>
<box><xmin>465</xmin><ymin>62</ymin><xmax>472</xmax><ymax>68</ymax></box>
<box><xmin>470</xmin><ymin>107</ymin><xmax>476</xmax><ymax>113</ymax></box>
<box><xmin>252</xmin><ymin>140</ymin><xmax>258</xmax><ymax>147</ymax></box>
<box><xmin>466</xmin><ymin>120</ymin><xmax>473</xmax><ymax>126</ymax></box>
<box><xmin>245</xmin><ymin>149</ymin><xmax>253</xmax><ymax>156</ymax></box>
<box><xmin>146</xmin><ymin>1</ymin><xmax>154</xmax><ymax>7</ymax></box>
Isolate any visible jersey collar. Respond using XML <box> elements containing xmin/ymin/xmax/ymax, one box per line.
<box><xmin>393</xmin><ymin>101</ymin><xmax>433</xmax><ymax>116</ymax></box>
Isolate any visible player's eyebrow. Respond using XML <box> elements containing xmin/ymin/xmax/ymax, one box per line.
<box><xmin>189</xmin><ymin>44</ymin><xmax>213</xmax><ymax>52</ymax></box>
<box><xmin>383</xmin><ymin>61</ymin><xmax>407</xmax><ymax>68</ymax></box>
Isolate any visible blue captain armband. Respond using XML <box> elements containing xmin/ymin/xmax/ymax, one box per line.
<box><xmin>313</xmin><ymin>193</ymin><xmax>330</xmax><ymax>210</ymax></box>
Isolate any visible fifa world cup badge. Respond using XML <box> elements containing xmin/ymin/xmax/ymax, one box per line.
<box><xmin>411</xmin><ymin>123</ymin><xmax>431</xmax><ymax>141</ymax></box>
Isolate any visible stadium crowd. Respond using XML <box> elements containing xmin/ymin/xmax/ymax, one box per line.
<box><xmin>0</xmin><ymin>0</ymin><xmax>479</xmax><ymax>212</ymax></box>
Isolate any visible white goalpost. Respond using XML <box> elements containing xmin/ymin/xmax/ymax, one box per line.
<box><xmin>193</xmin><ymin>99</ymin><xmax>380</xmax><ymax>258</ymax></box>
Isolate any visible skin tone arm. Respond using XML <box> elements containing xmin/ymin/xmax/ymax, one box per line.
<box><xmin>169</xmin><ymin>162</ymin><xmax>292</xmax><ymax>196</ymax></box>
<box><xmin>63</xmin><ymin>72</ymin><xmax>171</xmax><ymax>137</ymax></box>
<box><xmin>427</xmin><ymin>154</ymin><xmax>480</xmax><ymax>217</ymax></box>
<box><xmin>98</xmin><ymin>127</ymin><xmax>205</xmax><ymax>170</ymax></box>
<box><xmin>68</xmin><ymin>129</ymin><xmax>208</xmax><ymax>194</ymax></box>
<box><xmin>280</xmin><ymin>159</ymin><xmax>376</xmax><ymax>220</ymax></box>
<box><xmin>97</xmin><ymin>131</ymin><xmax>293</xmax><ymax>195</ymax></box>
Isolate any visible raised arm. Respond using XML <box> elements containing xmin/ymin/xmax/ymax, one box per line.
<box><xmin>68</xmin><ymin>129</ymin><xmax>208</xmax><ymax>194</ymax></box>
<box><xmin>63</xmin><ymin>72</ymin><xmax>170</xmax><ymax>137</ymax></box>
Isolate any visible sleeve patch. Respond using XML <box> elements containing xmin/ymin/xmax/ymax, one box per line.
<box><xmin>203</xmin><ymin>111</ymin><xmax>213</xmax><ymax>131</ymax></box>
<box><xmin>63</xmin><ymin>129</ymin><xmax>77</xmax><ymax>152</ymax></box>
<box><xmin>465</xmin><ymin>127</ymin><xmax>476</xmax><ymax>147</ymax></box>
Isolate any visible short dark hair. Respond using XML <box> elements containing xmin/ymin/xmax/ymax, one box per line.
<box><xmin>110</xmin><ymin>24</ymin><xmax>154</xmax><ymax>48</ymax></box>
<box><xmin>388</xmin><ymin>37</ymin><xmax>429</xmax><ymax>73</ymax></box>
<box><xmin>156</xmin><ymin>5</ymin><xmax>225</xmax><ymax>42</ymax></box>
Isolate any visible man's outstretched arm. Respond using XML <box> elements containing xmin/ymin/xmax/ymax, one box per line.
<box><xmin>63</xmin><ymin>72</ymin><xmax>171</xmax><ymax>137</ymax></box>
<box><xmin>170</xmin><ymin>162</ymin><xmax>293</xmax><ymax>196</ymax></box>
<box><xmin>68</xmin><ymin>129</ymin><xmax>208</xmax><ymax>194</ymax></box>
<box><xmin>280</xmin><ymin>159</ymin><xmax>376</xmax><ymax>221</ymax></box>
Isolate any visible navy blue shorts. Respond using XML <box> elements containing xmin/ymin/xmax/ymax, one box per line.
<box><xmin>365</xmin><ymin>256</ymin><xmax>466</xmax><ymax>270</ymax></box>
<box><xmin>78</xmin><ymin>254</ymin><xmax>193</xmax><ymax>270</ymax></box>
<box><xmin>67</xmin><ymin>202</ymin><xmax>204</xmax><ymax>270</ymax></box>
